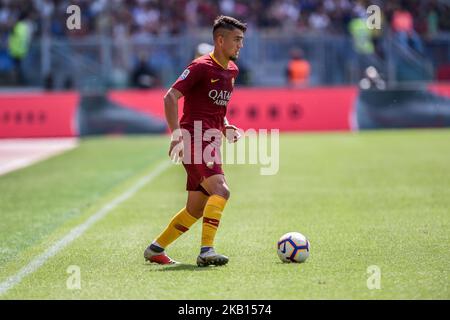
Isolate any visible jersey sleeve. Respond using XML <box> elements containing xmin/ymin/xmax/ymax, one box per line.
<box><xmin>172</xmin><ymin>61</ymin><xmax>203</xmax><ymax>96</ymax></box>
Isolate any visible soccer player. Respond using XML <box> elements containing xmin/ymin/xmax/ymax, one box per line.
<box><xmin>144</xmin><ymin>16</ymin><xmax>246</xmax><ymax>267</ymax></box>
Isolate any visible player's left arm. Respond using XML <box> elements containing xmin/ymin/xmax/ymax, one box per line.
<box><xmin>223</xmin><ymin>116</ymin><xmax>242</xmax><ymax>143</ymax></box>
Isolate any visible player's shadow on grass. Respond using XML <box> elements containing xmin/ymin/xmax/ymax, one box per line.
<box><xmin>145</xmin><ymin>263</ymin><xmax>220</xmax><ymax>272</ymax></box>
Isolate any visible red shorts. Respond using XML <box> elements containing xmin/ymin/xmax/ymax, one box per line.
<box><xmin>182</xmin><ymin>138</ymin><xmax>223</xmax><ymax>194</ymax></box>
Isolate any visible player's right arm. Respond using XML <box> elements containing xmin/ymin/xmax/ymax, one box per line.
<box><xmin>164</xmin><ymin>87</ymin><xmax>184</xmax><ymax>162</ymax></box>
<box><xmin>165</xmin><ymin>61</ymin><xmax>202</xmax><ymax>162</ymax></box>
<box><xmin>165</xmin><ymin>61</ymin><xmax>201</xmax><ymax>135</ymax></box>
<box><xmin>164</xmin><ymin>87</ymin><xmax>183</xmax><ymax>134</ymax></box>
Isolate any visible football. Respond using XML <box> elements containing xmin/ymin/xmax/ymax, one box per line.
<box><xmin>277</xmin><ymin>232</ymin><xmax>310</xmax><ymax>263</ymax></box>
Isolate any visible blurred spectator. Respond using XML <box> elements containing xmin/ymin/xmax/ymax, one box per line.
<box><xmin>308</xmin><ymin>5</ymin><xmax>330</xmax><ymax>32</ymax></box>
<box><xmin>0</xmin><ymin>27</ymin><xmax>14</xmax><ymax>83</ymax></box>
<box><xmin>286</xmin><ymin>48</ymin><xmax>310</xmax><ymax>87</ymax></box>
<box><xmin>130</xmin><ymin>52</ymin><xmax>160</xmax><ymax>89</ymax></box>
<box><xmin>425</xmin><ymin>2</ymin><xmax>439</xmax><ymax>38</ymax></box>
<box><xmin>349</xmin><ymin>15</ymin><xmax>375</xmax><ymax>55</ymax></box>
<box><xmin>391</xmin><ymin>3</ymin><xmax>424</xmax><ymax>54</ymax></box>
<box><xmin>8</xmin><ymin>11</ymin><xmax>32</xmax><ymax>84</ymax></box>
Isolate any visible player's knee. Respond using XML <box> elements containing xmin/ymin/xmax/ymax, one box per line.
<box><xmin>223</xmin><ymin>186</ymin><xmax>231</xmax><ymax>200</ymax></box>
<box><xmin>213</xmin><ymin>184</ymin><xmax>230</xmax><ymax>200</ymax></box>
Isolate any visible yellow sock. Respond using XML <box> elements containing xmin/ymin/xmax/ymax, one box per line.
<box><xmin>155</xmin><ymin>207</ymin><xmax>199</xmax><ymax>248</ymax></box>
<box><xmin>202</xmin><ymin>195</ymin><xmax>227</xmax><ymax>247</ymax></box>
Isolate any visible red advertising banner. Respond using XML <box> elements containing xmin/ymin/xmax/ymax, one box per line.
<box><xmin>0</xmin><ymin>92</ymin><xmax>79</xmax><ymax>138</ymax></box>
<box><xmin>108</xmin><ymin>90</ymin><xmax>169</xmax><ymax>120</ymax></box>
<box><xmin>227</xmin><ymin>87</ymin><xmax>357</xmax><ymax>131</ymax></box>
<box><xmin>428</xmin><ymin>83</ymin><xmax>450</xmax><ymax>98</ymax></box>
<box><xmin>110</xmin><ymin>87</ymin><xmax>358</xmax><ymax>132</ymax></box>
<box><xmin>1</xmin><ymin>84</ymin><xmax>447</xmax><ymax>138</ymax></box>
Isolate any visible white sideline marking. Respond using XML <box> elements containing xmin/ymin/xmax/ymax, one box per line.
<box><xmin>0</xmin><ymin>160</ymin><xmax>171</xmax><ymax>296</ymax></box>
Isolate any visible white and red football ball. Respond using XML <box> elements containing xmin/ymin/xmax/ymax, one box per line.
<box><xmin>277</xmin><ymin>232</ymin><xmax>310</xmax><ymax>263</ymax></box>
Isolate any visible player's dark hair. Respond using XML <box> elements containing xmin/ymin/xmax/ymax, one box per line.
<box><xmin>213</xmin><ymin>15</ymin><xmax>247</xmax><ymax>35</ymax></box>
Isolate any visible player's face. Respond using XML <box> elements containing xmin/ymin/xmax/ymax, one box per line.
<box><xmin>222</xmin><ymin>29</ymin><xmax>244</xmax><ymax>61</ymax></box>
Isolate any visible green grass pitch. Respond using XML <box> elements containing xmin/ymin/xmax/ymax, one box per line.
<box><xmin>0</xmin><ymin>130</ymin><xmax>449</xmax><ymax>299</ymax></box>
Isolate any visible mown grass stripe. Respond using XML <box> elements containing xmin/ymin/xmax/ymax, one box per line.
<box><xmin>0</xmin><ymin>160</ymin><xmax>171</xmax><ymax>296</ymax></box>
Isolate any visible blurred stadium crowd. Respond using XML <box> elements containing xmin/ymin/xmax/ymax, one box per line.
<box><xmin>0</xmin><ymin>0</ymin><xmax>449</xmax><ymax>88</ymax></box>
<box><xmin>1</xmin><ymin>0</ymin><xmax>449</xmax><ymax>37</ymax></box>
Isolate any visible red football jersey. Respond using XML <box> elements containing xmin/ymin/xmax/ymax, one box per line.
<box><xmin>172</xmin><ymin>53</ymin><xmax>239</xmax><ymax>134</ymax></box>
